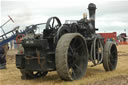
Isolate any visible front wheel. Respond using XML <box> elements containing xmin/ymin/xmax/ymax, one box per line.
<box><xmin>56</xmin><ymin>33</ymin><xmax>88</xmax><ymax>81</ymax></box>
<box><xmin>103</xmin><ymin>41</ymin><xmax>118</xmax><ymax>71</ymax></box>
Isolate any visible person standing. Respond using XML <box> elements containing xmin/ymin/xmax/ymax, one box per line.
<box><xmin>0</xmin><ymin>44</ymin><xmax>9</xmax><ymax>69</ymax></box>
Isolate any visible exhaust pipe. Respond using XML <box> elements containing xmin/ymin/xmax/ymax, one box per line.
<box><xmin>88</xmin><ymin>3</ymin><xmax>96</xmax><ymax>30</ymax></box>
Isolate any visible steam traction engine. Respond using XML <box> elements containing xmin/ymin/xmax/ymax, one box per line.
<box><xmin>16</xmin><ymin>3</ymin><xmax>118</xmax><ymax>81</ymax></box>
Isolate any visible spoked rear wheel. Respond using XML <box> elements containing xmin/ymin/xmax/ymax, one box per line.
<box><xmin>56</xmin><ymin>33</ymin><xmax>88</xmax><ymax>81</ymax></box>
<box><xmin>103</xmin><ymin>41</ymin><xmax>118</xmax><ymax>71</ymax></box>
<box><xmin>20</xmin><ymin>69</ymin><xmax>48</xmax><ymax>80</ymax></box>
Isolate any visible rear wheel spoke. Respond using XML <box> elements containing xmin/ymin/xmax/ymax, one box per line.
<box><xmin>72</xmin><ymin>38</ymin><xmax>78</xmax><ymax>47</ymax></box>
<box><xmin>69</xmin><ymin>46</ymin><xmax>74</xmax><ymax>54</ymax></box>
<box><xmin>72</xmin><ymin>68</ymin><xmax>77</xmax><ymax>79</ymax></box>
<box><xmin>76</xmin><ymin>44</ymin><xmax>83</xmax><ymax>50</ymax></box>
<box><xmin>74</xmin><ymin>64</ymin><xmax>82</xmax><ymax>74</ymax></box>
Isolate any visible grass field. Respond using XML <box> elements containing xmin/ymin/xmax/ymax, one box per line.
<box><xmin>0</xmin><ymin>45</ymin><xmax>128</xmax><ymax>85</ymax></box>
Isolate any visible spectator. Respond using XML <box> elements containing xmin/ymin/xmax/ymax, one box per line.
<box><xmin>0</xmin><ymin>44</ymin><xmax>9</xmax><ymax>69</ymax></box>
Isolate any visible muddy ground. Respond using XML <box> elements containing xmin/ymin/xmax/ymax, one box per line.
<box><xmin>0</xmin><ymin>45</ymin><xmax>128</xmax><ymax>85</ymax></box>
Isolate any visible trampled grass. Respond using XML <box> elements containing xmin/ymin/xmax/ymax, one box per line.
<box><xmin>0</xmin><ymin>45</ymin><xmax>128</xmax><ymax>85</ymax></box>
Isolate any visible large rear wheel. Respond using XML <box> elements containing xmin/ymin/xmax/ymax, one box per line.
<box><xmin>103</xmin><ymin>41</ymin><xmax>118</xmax><ymax>71</ymax></box>
<box><xmin>56</xmin><ymin>33</ymin><xmax>88</xmax><ymax>81</ymax></box>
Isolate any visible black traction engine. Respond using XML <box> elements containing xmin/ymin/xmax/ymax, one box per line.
<box><xmin>16</xmin><ymin>3</ymin><xmax>118</xmax><ymax>81</ymax></box>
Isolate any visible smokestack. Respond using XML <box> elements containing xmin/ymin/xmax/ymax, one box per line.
<box><xmin>88</xmin><ymin>3</ymin><xmax>96</xmax><ymax>30</ymax></box>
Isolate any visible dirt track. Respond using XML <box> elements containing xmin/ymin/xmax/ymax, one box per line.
<box><xmin>0</xmin><ymin>45</ymin><xmax>128</xmax><ymax>85</ymax></box>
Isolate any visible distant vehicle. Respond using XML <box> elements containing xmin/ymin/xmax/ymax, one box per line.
<box><xmin>99</xmin><ymin>32</ymin><xmax>117</xmax><ymax>43</ymax></box>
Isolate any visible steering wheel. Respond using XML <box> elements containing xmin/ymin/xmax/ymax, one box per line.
<box><xmin>45</xmin><ymin>17</ymin><xmax>61</xmax><ymax>30</ymax></box>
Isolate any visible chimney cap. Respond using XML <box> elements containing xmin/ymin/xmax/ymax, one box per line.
<box><xmin>88</xmin><ymin>3</ymin><xmax>96</xmax><ymax>10</ymax></box>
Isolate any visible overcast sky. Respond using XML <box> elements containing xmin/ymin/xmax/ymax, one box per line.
<box><xmin>0</xmin><ymin>0</ymin><xmax>128</xmax><ymax>35</ymax></box>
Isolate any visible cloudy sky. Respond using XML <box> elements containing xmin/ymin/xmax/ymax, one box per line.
<box><xmin>0</xmin><ymin>0</ymin><xmax>128</xmax><ymax>35</ymax></box>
